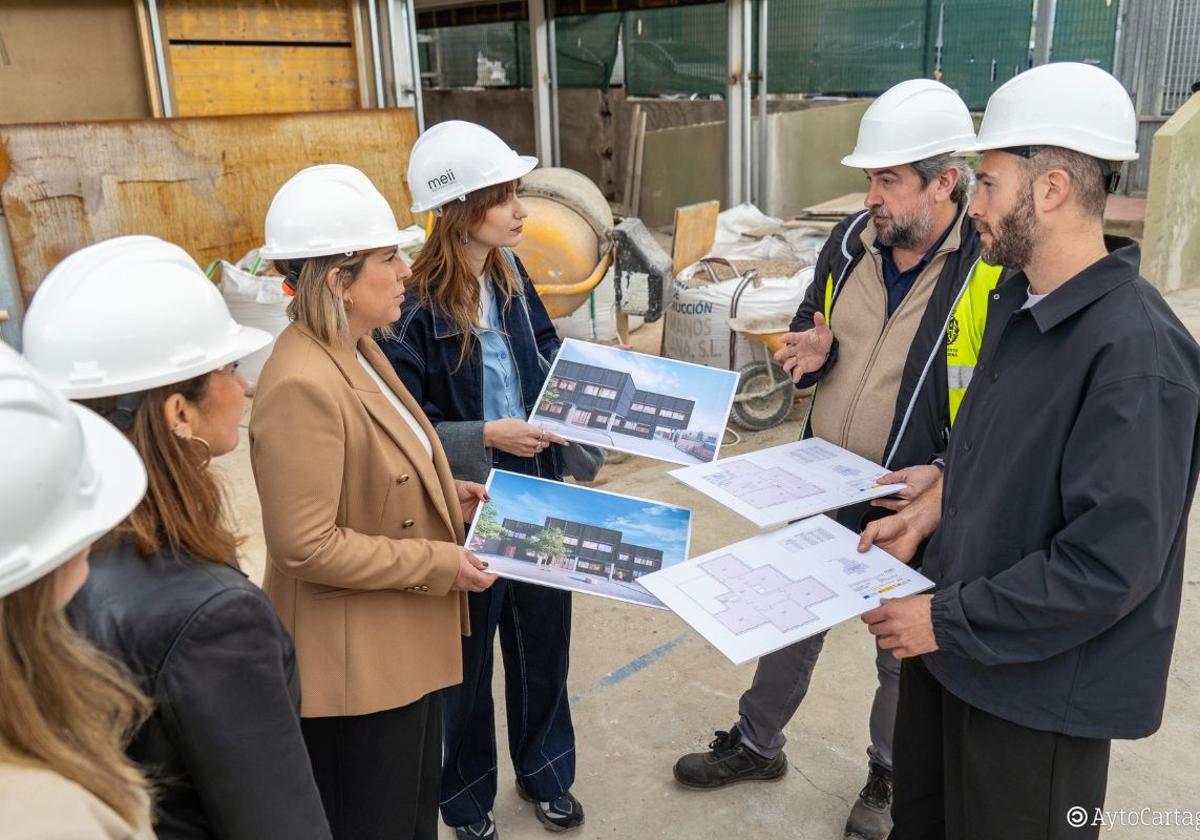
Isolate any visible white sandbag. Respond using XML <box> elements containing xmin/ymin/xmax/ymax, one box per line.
<box><xmin>219</xmin><ymin>253</ymin><xmax>289</xmax><ymax>391</ymax></box>
<box><xmin>663</xmin><ymin>267</ymin><xmax>814</xmax><ymax>370</ymax></box>
<box><xmin>551</xmin><ymin>268</ymin><xmax>644</xmax><ymax>343</ymax></box>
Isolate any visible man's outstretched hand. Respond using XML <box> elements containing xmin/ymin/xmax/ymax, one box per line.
<box><xmin>774</xmin><ymin>312</ymin><xmax>834</xmax><ymax>383</ymax></box>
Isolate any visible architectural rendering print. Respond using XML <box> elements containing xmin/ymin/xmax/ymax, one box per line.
<box><xmin>531</xmin><ymin>338</ymin><xmax>738</xmax><ymax>466</ymax></box>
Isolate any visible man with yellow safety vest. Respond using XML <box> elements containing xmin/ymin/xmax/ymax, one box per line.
<box><xmin>672</xmin><ymin>79</ymin><xmax>1005</xmax><ymax>840</ymax></box>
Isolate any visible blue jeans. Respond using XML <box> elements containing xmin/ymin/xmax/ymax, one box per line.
<box><xmin>439</xmin><ymin>577</ymin><xmax>576</xmax><ymax>827</ymax></box>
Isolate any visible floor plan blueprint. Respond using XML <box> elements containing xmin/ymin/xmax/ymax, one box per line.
<box><xmin>701</xmin><ymin>553</ymin><xmax>837</xmax><ymax>634</ymax></box>
<box><xmin>670</xmin><ymin>438</ymin><xmax>906</xmax><ymax>528</ymax></box>
<box><xmin>639</xmin><ymin>515</ymin><xmax>934</xmax><ymax>665</ymax></box>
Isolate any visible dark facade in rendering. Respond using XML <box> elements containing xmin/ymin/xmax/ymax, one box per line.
<box><xmin>535</xmin><ymin>360</ymin><xmax>696</xmax><ymax>440</ymax></box>
<box><xmin>618</xmin><ymin>390</ymin><xmax>695</xmax><ymax>439</ymax></box>
<box><xmin>491</xmin><ymin>516</ymin><xmax>665</xmax><ymax>579</ymax></box>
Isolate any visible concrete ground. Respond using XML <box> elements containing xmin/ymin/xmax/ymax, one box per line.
<box><xmin>217</xmin><ymin>288</ymin><xmax>1200</xmax><ymax>840</ymax></box>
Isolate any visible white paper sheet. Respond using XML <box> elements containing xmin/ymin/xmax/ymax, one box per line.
<box><xmin>638</xmin><ymin>514</ymin><xmax>934</xmax><ymax>665</ymax></box>
<box><xmin>529</xmin><ymin>338</ymin><xmax>738</xmax><ymax>466</ymax></box>
<box><xmin>669</xmin><ymin>437</ymin><xmax>907</xmax><ymax>528</ymax></box>
<box><xmin>465</xmin><ymin>469</ymin><xmax>694</xmax><ymax>609</ymax></box>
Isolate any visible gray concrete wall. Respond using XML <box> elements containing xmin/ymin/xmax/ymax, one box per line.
<box><xmin>634</xmin><ymin>100</ymin><xmax>870</xmax><ymax>229</ymax></box>
<box><xmin>422</xmin><ymin>88</ymin><xmax>833</xmax><ymax>209</ymax></box>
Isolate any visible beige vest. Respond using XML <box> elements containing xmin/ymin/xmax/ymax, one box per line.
<box><xmin>810</xmin><ymin>213</ymin><xmax>965</xmax><ymax>464</ymax></box>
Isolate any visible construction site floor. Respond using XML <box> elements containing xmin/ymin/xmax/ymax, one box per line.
<box><xmin>217</xmin><ymin>287</ymin><xmax>1200</xmax><ymax>840</ymax></box>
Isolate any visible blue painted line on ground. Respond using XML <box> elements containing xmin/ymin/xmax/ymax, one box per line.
<box><xmin>570</xmin><ymin>630</ymin><xmax>694</xmax><ymax>704</ymax></box>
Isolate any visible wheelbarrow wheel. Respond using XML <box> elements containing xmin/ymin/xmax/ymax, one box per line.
<box><xmin>731</xmin><ymin>361</ymin><xmax>795</xmax><ymax>431</ymax></box>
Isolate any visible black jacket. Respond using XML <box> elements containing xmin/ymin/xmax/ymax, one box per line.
<box><xmin>925</xmin><ymin>239</ymin><xmax>1200</xmax><ymax>739</ymax></box>
<box><xmin>380</xmin><ymin>251</ymin><xmax>563</xmax><ymax>483</ymax></box>
<box><xmin>68</xmin><ymin>539</ymin><xmax>331</xmax><ymax>840</ymax></box>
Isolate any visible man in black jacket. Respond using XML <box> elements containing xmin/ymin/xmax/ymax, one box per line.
<box><xmin>672</xmin><ymin>80</ymin><xmax>1000</xmax><ymax>840</ymax></box>
<box><xmin>859</xmin><ymin>63</ymin><xmax>1200</xmax><ymax>840</ymax></box>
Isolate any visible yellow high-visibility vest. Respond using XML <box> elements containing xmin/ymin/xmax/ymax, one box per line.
<box><xmin>820</xmin><ymin>258</ymin><xmax>1003</xmax><ymax>430</ymax></box>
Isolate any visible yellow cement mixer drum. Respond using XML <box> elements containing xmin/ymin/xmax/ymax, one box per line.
<box><xmin>515</xmin><ymin>168</ymin><xmax>614</xmax><ymax>319</ymax></box>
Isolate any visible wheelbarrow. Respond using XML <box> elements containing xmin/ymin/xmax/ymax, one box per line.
<box><xmin>685</xmin><ymin>256</ymin><xmax>797</xmax><ymax>432</ymax></box>
<box><xmin>727</xmin><ymin>313</ymin><xmax>797</xmax><ymax>430</ymax></box>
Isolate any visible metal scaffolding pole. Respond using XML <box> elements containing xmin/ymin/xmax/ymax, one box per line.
<box><xmin>1032</xmin><ymin>0</ymin><xmax>1057</xmax><ymax>65</ymax></box>
<box><xmin>756</xmin><ymin>0</ymin><xmax>769</xmax><ymax>209</ymax></box>
<box><xmin>529</xmin><ymin>0</ymin><xmax>555</xmax><ymax>165</ymax></box>
<box><xmin>387</xmin><ymin>0</ymin><xmax>426</xmax><ymax>130</ymax></box>
<box><xmin>726</xmin><ymin>0</ymin><xmax>751</xmax><ymax>206</ymax></box>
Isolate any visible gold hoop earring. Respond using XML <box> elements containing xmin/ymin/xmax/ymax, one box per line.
<box><xmin>344</xmin><ymin>296</ymin><xmax>354</xmax><ymax>311</ymax></box>
<box><xmin>190</xmin><ymin>436</ymin><xmax>213</xmax><ymax>469</ymax></box>
<box><xmin>172</xmin><ymin>426</ymin><xmax>212</xmax><ymax>469</ymax></box>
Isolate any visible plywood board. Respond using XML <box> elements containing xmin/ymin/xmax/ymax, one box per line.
<box><xmin>671</xmin><ymin>200</ymin><xmax>719</xmax><ymax>275</ymax></box>
<box><xmin>0</xmin><ymin>109</ymin><xmax>419</xmax><ymax>302</ymax></box>
<box><xmin>170</xmin><ymin>43</ymin><xmax>360</xmax><ymax>116</ymax></box>
<box><xmin>0</xmin><ymin>2</ymin><xmax>152</xmax><ymax>124</ymax></box>
<box><xmin>799</xmin><ymin>192</ymin><xmax>867</xmax><ymax>218</ymax></box>
<box><xmin>162</xmin><ymin>0</ymin><xmax>353</xmax><ymax>43</ymax></box>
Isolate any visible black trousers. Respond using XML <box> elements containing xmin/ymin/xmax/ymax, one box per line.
<box><xmin>301</xmin><ymin>692</ymin><xmax>442</xmax><ymax>840</ymax></box>
<box><xmin>890</xmin><ymin>657</ymin><xmax>1111</xmax><ymax>840</ymax></box>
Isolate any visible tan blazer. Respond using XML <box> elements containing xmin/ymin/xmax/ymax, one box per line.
<box><xmin>250</xmin><ymin>323</ymin><xmax>468</xmax><ymax>718</ymax></box>
<box><xmin>0</xmin><ymin>762</ymin><xmax>154</xmax><ymax>839</ymax></box>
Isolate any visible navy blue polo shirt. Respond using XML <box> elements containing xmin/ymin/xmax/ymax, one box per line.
<box><xmin>876</xmin><ymin>220</ymin><xmax>955</xmax><ymax>316</ymax></box>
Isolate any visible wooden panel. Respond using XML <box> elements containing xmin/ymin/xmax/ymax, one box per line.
<box><xmin>671</xmin><ymin>200</ymin><xmax>719</xmax><ymax>275</ymax></box>
<box><xmin>162</xmin><ymin>0</ymin><xmax>352</xmax><ymax>43</ymax></box>
<box><xmin>170</xmin><ymin>44</ymin><xmax>360</xmax><ymax>116</ymax></box>
<box><xmin>0</xmin><ymin>1</ymin><xmax>152</xmax><ymax>124</ymax></box>
<box><xmin>0</xmin><ymin>109</ymin><xmax>419</xmax><ymax>302</ymax></box>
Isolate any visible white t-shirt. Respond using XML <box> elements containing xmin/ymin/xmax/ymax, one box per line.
<box><xmin>477</xmin><ymin>274</ymin><xmax>495</xmax><ymax>328</ymax></box>
<box><xmin>355</xmin><ymin>352</ymin><xmax>433</xmax><ymax>458</ymax></box>
<box><xmin>1022</xmin><ymin>287</ymin><xmax>1048</xmax><ymax>310</ymax></box>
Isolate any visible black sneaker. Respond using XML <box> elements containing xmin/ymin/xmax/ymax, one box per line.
<box><xmin>515</xmin><ymin>779</ymin><xmax>585</xmax><ymax>832</ymax></box>
<box><xmin>453</xmin><ymin>812</ymin><xmax>499</xmax><ymax>840</ymax></box>
<box><xmin>843</xmin><ymin>762</ymin><xmax>893</xmax><ymax>840</ymax></box>
<box><xmin>672</xmin><ymin>728</ymin><xmax>788</xmax><ymax>789</ymax></box>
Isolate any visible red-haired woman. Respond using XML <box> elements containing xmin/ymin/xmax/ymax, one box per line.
<box><xmin>380</xmin><ymin>121</ymin><xmax>584</xmax><ymax>840</ymax></box>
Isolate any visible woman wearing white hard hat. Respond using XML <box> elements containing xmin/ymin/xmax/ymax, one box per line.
<box><xmin>0</xmin><ymin>345</ymin><xmax>152</xmax><ymax>839</ymax></box>
<box><xmin>21</xmin><ymin>236</ymin><xmax>332</xmax><ymax>839</ymax></box>
<box><xmin>379</xmin><ymin>120</ymin><xmax>584</xmax><ymax>839</ymax></box>
<box><xmin>251</xmin><ymin>163</ymin><xmax>495</xmax><ymax>840</ymax></box>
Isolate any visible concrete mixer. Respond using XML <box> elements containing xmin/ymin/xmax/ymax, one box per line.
<box><xmin>514</xmin><ymin>168</ymin><xmax>614</xmax><ymax>319</ymax></box>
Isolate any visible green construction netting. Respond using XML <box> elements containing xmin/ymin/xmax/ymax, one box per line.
<box><xmin>418</xmin><ymin>0</ymin><xmax>1111</xmax><ymax>109</ymax></box>
<box><xmin>923</xmin><ymin>0</ymin><xmax>1035</xmax><ymax>109</ymax></box>
<box><xmin>1049</xmin><ymin>0</ymin><xmax>1118</xmax><ymax>70</ymax></box>
<box><xmin>421</xmin><ymin>14</ymin><xmax>621</xmax><ymax>89</ymax></box>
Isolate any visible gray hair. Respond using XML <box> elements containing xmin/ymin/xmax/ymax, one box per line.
<box><xmin>910</xmin><ymin>153</ymin><xmax>975</xmax><ymax>204</ymax></box>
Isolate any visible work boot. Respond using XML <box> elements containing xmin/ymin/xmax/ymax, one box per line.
<box><xmin>515</xmin><ymin>778</ymin><xmax>585</xmax><ymax>832</ymax></box>
<box><xmin>672</xmin><ymin>728</ymin><xmax>788</xmax><ymax>789</ymax></box>
<box><xmin>843</xmin><ymin>762</ymin><xmax>893</xmax><ymax>840</ymax></box>
<box><xmin>453</xmin><ymin>812</ymin><xmax>498</xmax><ymax>839</ymax></box>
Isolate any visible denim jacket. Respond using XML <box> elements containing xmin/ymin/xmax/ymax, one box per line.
<box><xmin>379</xmin><ymin>251</ymin><xmax>563</xmax><ymax>483</ymax></box>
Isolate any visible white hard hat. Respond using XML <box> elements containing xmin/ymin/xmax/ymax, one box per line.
<box><xmin>22</xmin><ymin>236</ymin><xmax>272</xmax><ymax>400</ymax></box>
<box><xmin>259</xmin><ymin>164</ymin><xmax>420</xmax><ymax>261</ymax></box>
<box><xmin>842</xmin><ymin>79</ymin><xmax>977</xmax><ymax>169</ymax></box>
<box><xmin>972</xmin><ymin>62</ymin><xmax>1138</xmax><ymax>161</ymax></box>
<box><xmin>408</xmin><ymin>120</ymin><xmax>538</xmax><ymax>213</ymax></box>
<box><xmin>0</xmin><ymin>343</ymin><xmax>146</xmax><ymax>599</ymax></box>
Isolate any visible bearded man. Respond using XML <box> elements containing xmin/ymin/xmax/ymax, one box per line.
<box><xmin>857</xmin><ymin>63</ymin><xmax>1200</xmax><ymax>840</ymax></box>
<box><xmin>672</xmin><ymin>80</ymin><xmax>1005</xmax><ymax>840</ymax></box>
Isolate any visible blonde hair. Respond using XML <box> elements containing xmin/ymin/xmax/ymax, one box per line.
<box><xmin>0</xmin><ymin>571</ymin><xmax>152</xmax><ymax>828</ymax></box>
<box><xmin>276</xmin><ymin>252</ymin><xmax>396</xmax><ymax>344</ymax></box>
<box><xmin>409</xmin><ymin>180</ymin><xmax>522</xmax><ymax>368</ymax></box>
